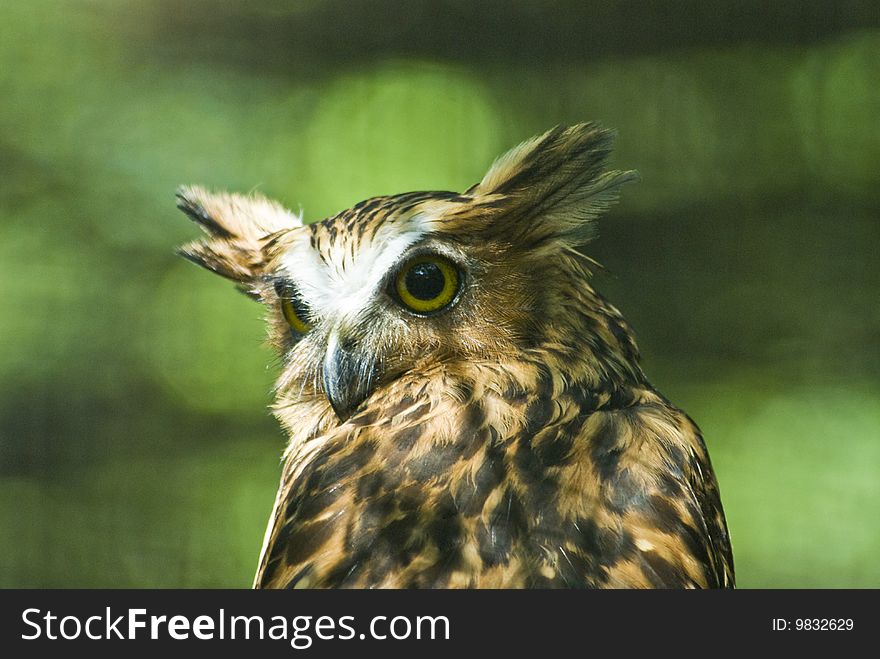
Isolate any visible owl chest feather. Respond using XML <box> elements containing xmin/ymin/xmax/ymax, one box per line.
<box><xmin>258</xmin><ymin>365</ymin><xmax>733</xmax><ymax>589</ymax></box>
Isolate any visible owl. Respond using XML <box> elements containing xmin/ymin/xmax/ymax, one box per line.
<box><xmin>177</xmin><ymin>123</ymin><xmax>734</xmax><ymax>588</ymax></box>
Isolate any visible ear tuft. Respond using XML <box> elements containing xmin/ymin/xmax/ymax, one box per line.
<box><xmin>470</xmin><ymin>123</ymin><xmax>638</xmax><ymax>246</ymax></box>
<box><xmin>175</xmin><ymin>186</ymin><xmax>302</xmax><ymax>283</ymax></box>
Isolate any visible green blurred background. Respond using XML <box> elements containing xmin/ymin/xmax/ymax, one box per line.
<box><xmin>1</xmin><ymin>1</ymin><xmax>878</xmax><ymax>588</ymax></box>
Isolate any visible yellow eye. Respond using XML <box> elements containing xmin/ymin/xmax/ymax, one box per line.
<box><xmin>394</xmin><ymin>255</ymin><xmax>460</xmax><ymax>314</ymax></box>
<box><xmin>280</xmin><ymin>293</ymin><xmax>312</xmax><ymax>336</ymax></box>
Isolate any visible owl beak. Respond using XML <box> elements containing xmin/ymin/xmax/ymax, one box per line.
<box><xmin>322</xmin><ymin>333</ymin><xmax>375</xmax><ymax>421</ymax></box>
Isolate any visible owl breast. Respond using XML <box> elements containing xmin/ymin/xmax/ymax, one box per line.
<box><xmin>256</xmin><ymin>360</ymin><xmax>733</xmax><ymax>589</ymax></box>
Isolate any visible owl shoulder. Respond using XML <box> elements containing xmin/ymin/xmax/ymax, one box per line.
<box><xmin>557</xmin><ymin>390</ymin><xmax>734</xmax><ymax>587</ymax></box>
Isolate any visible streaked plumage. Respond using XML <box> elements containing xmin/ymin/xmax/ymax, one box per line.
<box><xmin>178</xmin><ymin>123</ymin><xmax>734</xmax><ymax>588</ymax></box>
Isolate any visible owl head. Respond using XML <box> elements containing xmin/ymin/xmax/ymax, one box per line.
<box><xmin>178</xmin><ymin>124</ymin><xmax>637</xmax><ymax>428</ymax></box>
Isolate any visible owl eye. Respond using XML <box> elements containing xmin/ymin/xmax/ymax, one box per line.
<box><xmin>393</xmin><ymin>255</ymin><xmax>460</xmax><ymax>315</ymax></box>
<box><xmin>275</xmin><ymin>282</ymin><xmax>312</xmax><ymax>336</ymax></box>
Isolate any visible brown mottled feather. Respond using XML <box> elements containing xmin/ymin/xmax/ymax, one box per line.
<box><xmin>255</xmin><ymin>326</ymin><xmax>733</xmax><ymax>588</ymax></box>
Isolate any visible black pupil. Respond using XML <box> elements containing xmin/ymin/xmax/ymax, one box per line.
<box><xmin>405</xmin><ymin>262</ymin><xmax>446</xmax><ymax>301</ymax></box>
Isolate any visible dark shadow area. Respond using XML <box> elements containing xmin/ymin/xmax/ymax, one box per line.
<box><xmin>139</xmin><ymin>0</ymin><xmax>880</xmax><ymax>76</ymax></box>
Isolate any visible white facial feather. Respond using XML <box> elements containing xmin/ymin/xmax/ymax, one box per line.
<box><xmin>280</xmin><ymin>214</ymin><xmax>429</xmax><ymax>325</ymax></box>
